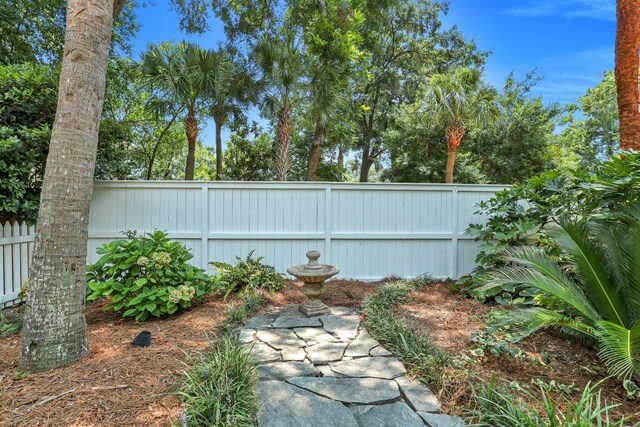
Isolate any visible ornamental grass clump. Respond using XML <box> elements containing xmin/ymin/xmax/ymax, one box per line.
<box><xmin>86</xmin><ymin>230</ymin><xmax>213</xmax><ymax>321</ymax></box>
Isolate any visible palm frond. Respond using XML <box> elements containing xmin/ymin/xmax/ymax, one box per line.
<box><xmin>597</xmin><ymin>320</ymin><xmax>640</xmax><ymax>379</ymax></box>
<box><xmin>488</xmin><ymin>307</ymin><xmax>598</xmax><ymax>343</ymax></box>
<box><xmin>481</xmin><ymin>246</ymin><xmax>601</xmax><ymax>321</ymax></box>
<box><xmin>549</xmin><ymin>219</ymin><xmax>627</xmax><ymax>326</ymax></box>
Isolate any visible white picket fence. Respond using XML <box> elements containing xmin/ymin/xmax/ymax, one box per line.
<box><xmin>1</xmin><ymin>181</ymin><xmax>504</xmax><ymax>306</ymax></box>
<box><xmin>0</xmin><ymin>222</ymin><xmax>35</xmax><ymax>306</ymax></box>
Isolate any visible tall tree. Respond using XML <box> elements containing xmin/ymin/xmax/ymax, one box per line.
<box><xmin>255</xmin><ymin>34</ymin><xmax>304</xmax><ymax>181</ymax></box>
<box><xmin>141</xmin><ymin>43</ymin><xmax>218</xmax><ymax>180</ymax></box>
<box><xmin>19</xmin><ymin>0</ymin><xmax>126</xmax><ymax>371</ymax></box>
<box><xmin>209</xmin><ymin>53</ymin><xmax>257</xmax><ymax>180</ymax></box>
<box><xmin>424</xmin><ymin>68</ymin><xmax>498</xmax><ymax>183</ymax></box>
<box><xmin>615</xmin><ymin>0</ymin><xmax>640</xmax><ymax>151</ymax></box>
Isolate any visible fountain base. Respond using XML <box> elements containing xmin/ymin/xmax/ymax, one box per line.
<box><xmin>299</xmin><ymin>298</ymin><xmax>331</xmax><ymax>317</ymax></box>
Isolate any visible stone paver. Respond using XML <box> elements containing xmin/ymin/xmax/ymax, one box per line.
<box><xmin>305</xmin><ymin>342</ymin><xmax>348</xmax><ymax>364</ymax></box>
<box><xmin>344</xmin><ymin>329</ymin><xmax>379</xmax><ymax>358</ymax></box>
<box><xmin>241</xmin><ymin>305</ymin><xmax>465</xmax><ymax>427</ymax></box>
<box><xmin>256</xmin><ymin>329</ymin><xmax>306</xmax><ymax>349</ymax></box>
<box><xmin>256</xmin><ymin>380</ymin><xmax>359</xmax><ymax>427</ymax></box>
<box><xmin>353</xmin><ymin>402</ymin><xmax>425</xmax><ymax>427</ymax></box>
<box><xmin>294</xmin><ymin>327</ymin><xmax>341</xmax><ymax>345</ymax></box>
<box><xmin>321</xmin><ymin>315</ymin><xmax>360</xmax><ymax>340</ymax></box>
<box><xmin>418</xmin><ymin>412</ymin><xmax>466</xmax><ymax>427</ymax></box>
<box><xmin>396</xmin><ymin>376</ymin><xmax>441</xmax><ymax>412</ymax></box>
<box><xmin>287</xmin><ymin>376</ymin><xmax>400</xmax><ymax>404</ymax></box>
<box><xmin>329</xmin><ymin>357</ymin><xmax>406</xmax><ymax>379</ymax></box>
<box><xmin>257</xmin><ymin>361</ymin><xmax>320</xmax><ymax>379</ymax></box>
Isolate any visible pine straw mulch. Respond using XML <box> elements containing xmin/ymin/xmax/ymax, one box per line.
<box><xmin>393</xmin><ymin>281</ymin><xmax>640</xmax><ymax>422</ymax></box>
<box><xmin>0</xmin><ymin>296</ymin><xmax>230</xmax><ymax>427</ymax></box>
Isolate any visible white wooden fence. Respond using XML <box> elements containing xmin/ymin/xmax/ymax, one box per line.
<box><xmin>1</xmin><ymin>181</ymin><xmax>504</xmax><ymax>306</ymax></box>
<box><xmin>1</xmin><ymin>222</ymin><xmax>35</xmax><ymax>306</ymax></box>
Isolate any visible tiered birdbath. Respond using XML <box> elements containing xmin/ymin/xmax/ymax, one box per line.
<box><xmin>287</xmin><ymin>250</ymin><xmax>339</xmax><ymax>317</ymax></box>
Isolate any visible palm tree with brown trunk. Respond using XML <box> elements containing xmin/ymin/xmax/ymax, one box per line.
<box><xmin>141</xmin><ymin>43</ymin><xmax>218</xmax><ymax>180</ymax></box>
<box><xmin>255</xmin><ymin>34</ymin><xmax>304</xmax><ymax>181</ymax></box>
<box><xmin>615</xmin><ymin>0</ymin><xmax>640</xmax><ymax>151</ymax></box>
<box><xmin>19</xmin><ymin>0</ymin><xmax>126</xmax><ymax>371</ymax></box>
<box><xmin>209</xmin><ymin>53</ymin><xmax>258</xmax><ymax>180</ymax></box>
<box><xmin>425</xmin><ymin>68</ymin><xmax>499</xmax><ymax>183</ymax></box>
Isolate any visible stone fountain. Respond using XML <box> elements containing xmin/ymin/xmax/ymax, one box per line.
<box><xmin>287</xmin><ymin>250</ymin><xmax>339</xmax><ymax>317</ymax></box>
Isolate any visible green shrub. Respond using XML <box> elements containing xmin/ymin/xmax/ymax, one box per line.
<box><xmin>210</xmin><ymin>250</ymin><xmax>283</xmax><ymax>298</ymax></box>
<box><xmin>460</xmin><ymin>152</ymin><xmax>640</xmax><ymax>303</ymax></box>
<box><xmin>471</xmin><ymin>377</ymin><xmax>631</xmax><ymax>427</ymax></box>
<box><xmin>178</xmin><ymin>335</ymin><xmax>258</xmax><ymax>426</ymax></box>
<box><xmin>217</xmin><ymin>293</ymin><xmax>267</xmax><ymax>336</ymax></box>
<box><xmin>480</xmin><ymin>208</ymin><xmax>640</xmax><ymax>381</ymax></box>
<box><xmin>86</xmin><ymin>230</ymin><xmax>212</xmax><ymax>321</ymax></box>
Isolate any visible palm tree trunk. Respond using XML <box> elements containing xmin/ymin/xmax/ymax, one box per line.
<box><xmin>307</xmin><ymin>123</ymin><xmax>326</xmax><ymax>181</ymax></box>
<box><xmin>19</xmin><ymin>0</ymin><xmax>116</xmax><ymax>371</ymax></box>
<box><xmin>275</xmin><ymin>106</ymin><xmax>292</xmax><ymax>181</ymax></box>
<box><xmin>184</xmin><ymin>110</ymin><xmax>198</xmax><ymax>180</ymax></box>
<box><xmin>615</xmin><ymin>0</ymin><xmax>640</xmax><ymax>151</ymax></box>
<box><xmin>214</xmin><ymin>116</ymin><xmax>225</xmax><ymax>180</ymax></box>
<box><xmin>445</xmin><ymin>120</ymin><xmax>465</xmax><ymax>184</ymax></box>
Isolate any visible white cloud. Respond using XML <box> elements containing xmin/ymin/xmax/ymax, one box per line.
<box><xmin>504</xmin><ymin>0</ymin><xmax>614</xmax><ymax>21</ymax></box>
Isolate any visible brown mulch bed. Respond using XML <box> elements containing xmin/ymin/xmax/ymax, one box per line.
<box><xmin>1</xmin><ymin>278</ymin><xmax>638</xmax><ymax>424</ymax></box>
<box><xmin>0</xmin><ymin>296</ymin><xmax>229</xmax><ymax>427</ymax></box>
<box><xmin>394</xmin><ymin>281</ymin><xmax>640</xmax><ymax>421</ymax></box>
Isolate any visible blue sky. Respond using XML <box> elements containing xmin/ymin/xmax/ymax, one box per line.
<box><xmin>131</xmin><ymin>0</ymin><xmax>616</xmax><ymax>146</ymax></box>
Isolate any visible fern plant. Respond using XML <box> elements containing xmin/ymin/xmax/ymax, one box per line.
<box><xmin>480</xmin><ymin>206</ymin><xmax>640</xmax><ymax>380</ymax></box>
<box><xmin>210</xmin><ymin>250</ymin><xmax>283</xmax><ymax>298</ymax></box>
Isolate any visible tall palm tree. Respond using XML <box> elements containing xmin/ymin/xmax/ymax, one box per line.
<box><xmin>425</xmin><ymin>68</ymin><xmax>499</xmax><ymax>183</ymax></box>
<box><xmin>255</xmin><ymin>34</ymin><xmax>304</xmax><ymax>181</ymax></box>
<box><xmin>141</xmin><ymin>42</ymin><xmax>217</xmax><ymax>180</ymax></box>
<box><xmin>19</xmin><ymin>0</ymin><xmax>125</xmax><ymax>371</ymax></box>
<box><xmin>209</xmin><ymin>53</ymin><xmax>258</xmax><ymax>180</ymax></box>
<box><xmin>615</xmin><ymin>0</ymin><xmax>640</xmax><ymax>151</ymax></box>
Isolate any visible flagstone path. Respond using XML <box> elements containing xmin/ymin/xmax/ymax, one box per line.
<box><xmin>237</xmin><ymin>304</ymin><xmax>465</xmax><ymax>427</ymax></box>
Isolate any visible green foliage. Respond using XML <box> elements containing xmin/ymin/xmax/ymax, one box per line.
<box><xmin>362</xmin><ymin>280</ymin><xmax>449</xmax><ymax>387</ymax></box>
<box><xmin>460</xmin><ymin>152</ymin><xmax>640</xmax><ymax>302</ymax></box>
<box><xmin>217</xmin><ymin>293</ymin><xmax>267</xmax><ymax>336</ymax></box>
<box><xmin>0</xmin><ymin>63</ymin><xmax>57</xmax><ymax>223</ymax></box>
<box><xmin>178</xmin><ymin>335</ymin><xmax>258</xmax><ymax>426</ymax></box>
<box><xmin>471</xmin><ymin>377</ymin><xmax>631</xmax><ymax>427</ymax></box>
<box><xmin>480</xmin><ymin>210</ymin><xmax>640</xmax><ymax>380</ymax></box>
<box><xmin>222</xmin><ymin>125</ymin><xmax>275</xmax><ymax>180</ymax></box>
<box><xmin>86</xmin><ymin>231</ymin><xmax>212</xmax><ymax>321</ymax></box>
<box><xmin>210</xmin><ymin>250</ymin><xmax>283</xmax><ymax>298</ymax></box>
<box><xmin>468</xmin><ymin>329</ymin><xmax>527</xmax><ymax>362</ymax></box>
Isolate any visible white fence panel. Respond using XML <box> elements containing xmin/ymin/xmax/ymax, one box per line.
<box><xmin>1</xmin><ymin>221</ymin><xmax>35</xmax><ymax>306</ymax></box>
<box><xmin>88</xmin><ymin>181</ymin><xmax>503</xmax><ymax>280</ymax></box>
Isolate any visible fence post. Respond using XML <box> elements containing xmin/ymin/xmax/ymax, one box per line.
<box><xmin>325</xmin><ymin>185</ymin><xmax>332</xmax><ymax>265</ymax></box>
<box><xmin>201</xmin><ymin>184</ymin><xmax>209</xmax><ymax>270</ymax></box>
<box><xmin>450</xmin><ymin>186</ymin><xmax>459</xmax><ymax>279</ymax></box>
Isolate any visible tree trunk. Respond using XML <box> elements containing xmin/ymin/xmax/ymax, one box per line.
<box><xmin>306</xmin><ymin>123</ymin><xmax>326</xmax><ymax>181</ymax></box>
<box><xmin>19</xmin><ymin>0</ymin><xmax>116</xmax><ymax>371</ymax></box>
<box><xmin>337</xmin><ymin>145</ymin><xmax>344</xmax><ymax>169</ymax></box>
<box><xmin>184</xmin><ymin>110</ymin><xmax>198</xmax><ymax>180</ymax></box>
<box><xmin>214</xmin><ymin>117</ymin><xmax>225</xmax><ymax>180</ymax></box>
<box><xmin>615</xmin><ymin>0</ymin><xmax>640</xmax><ymax>151</ymax></box>
<box><xmin>359</xmin><ymin>146</ymin><xmax>372</xmax><ymax>182</ymax></box>
<box><xmin>445</xmin><ymin>120</ymin><xmax>465</xmax><ymax>184</ymax></box>
<box><xmin>275</xmin><ymin>106</ymin><xmax>292</xmax><ymax>181</ymax></box>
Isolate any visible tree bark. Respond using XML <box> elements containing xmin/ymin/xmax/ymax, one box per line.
<box><xmin>275</xmin><ymin>106</ymin><xmax>292</xmax><ymax>181</ymax></box>
<box><xmin>19</xmin><ymin>0</ymin><xmax>116</xmax><ymax>371</ymax></box>
<box><xmin>615</xmin><ymin>0</ymin><xmax>640</xmax><ymax>151</ymax></box>
<box><xmin>445</xmin><ymin>120</ymin><xmax>465</xmax><ymax>184</ymax></box>
<box><xmin>359</xmin><ymin>146</ymin><xmax>372</xmax><ymax>182</ymax></box>
<box><xmin>184</xmin><ymin>110</ymin><xmax>198</xmax><ymax>180</ymax></box>
<box><xmin>306</xmin><ymin>123</ymin><xmax>326</xmax><ymax>181</ymax></box>
<box><xmin>214</xmin><ymin>116</ymin><xmax>225</xmax><ymax>180</ymax></box>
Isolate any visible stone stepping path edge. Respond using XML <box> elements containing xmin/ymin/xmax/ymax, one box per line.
<box><xmin>236</xmin><ymin>304</ymin><xmax>465</xmax><ymax>427</ymax></box>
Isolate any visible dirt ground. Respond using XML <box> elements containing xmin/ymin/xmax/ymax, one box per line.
<box><xmin>1</xmin><ymin>279</ymin><xmax>638</xmax><ymax>425</ymax></box>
